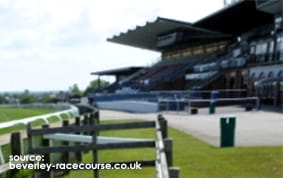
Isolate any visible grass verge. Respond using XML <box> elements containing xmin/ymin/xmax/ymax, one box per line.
<box><xmin>0</xmin><ymin>108</ymin><xmax>67</xmax><ymax>135</ymax></box>
<box><xmin>0</xmin><ymin>108</ymin><xmax>56</xmax><ymax>123</ymax></box>
<box><xmin>67</xmin><ymin>119</ymin><xmax>283</xmax><ymax>178</ymax></box>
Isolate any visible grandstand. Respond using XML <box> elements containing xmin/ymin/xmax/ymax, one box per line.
<box><xmin>91</xmin><ymin>0</ymin><xmax>283</xmax><ymax>111</ymax></box>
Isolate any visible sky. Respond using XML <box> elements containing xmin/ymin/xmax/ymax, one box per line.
<box><xmin>0</xmin><ymin>0</ymin><xmax>223</xmax><ymax>92</ymax></box>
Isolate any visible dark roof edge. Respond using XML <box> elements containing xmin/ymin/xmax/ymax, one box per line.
<box><xmin>194</xmin><ymin>0</ymin><xmax>249</xmax><ymax>25</ymax></box>
<box><xmin>91</xmin><ymin>66</ymin><xmax>145</xmax><ymax>75</ymax></box>
<box><xmin>106</xmin><ymin>16</ymin><xmax>192</xmax><ymax>42</ymax></box>
<box><xmin>107</xmin><ymin>16</ymin><xmax>231</xmax><ymax>42</ymax></box>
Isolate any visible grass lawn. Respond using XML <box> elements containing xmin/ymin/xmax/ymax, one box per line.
<box><xmin>0</xmin><ymin>107</ymin><xmax>68</xmax><ymax>178</ymax></box>
<box><xmin>0</xmin><ymin>108</ymin><xmax>56</xmax><ymax>123</ymax></box>
<box><xmin>67</xmin><ymin>119</ymin><xmax>283</xmax><ymax>178</ymax></box>
<box><xmin>0</xmin><ymin>108</ymin><xmax>58</xmax><ymax>135</ymax></box>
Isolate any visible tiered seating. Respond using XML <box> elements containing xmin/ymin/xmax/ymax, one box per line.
<box><xmin>186</xmin><ymin>71</ymin><xmax>224</xmax><ymax>90</ymax></box>
<box><xmin>127</xmin><ymin>55</ymin><xmax>208</xmax><ymax>91</ymax></box>
<box><xmin>103</xmin><ymin>82</ymin><xmax>120</xmax><ymax>93</ymax></box>
<box><xmin>185</xmin><ymin>48</ymin><xmax>235</xmax><ymax>90</ymax></box>
<box><xmin>104</xmin><ymin>49</ymin><xmax>233</xmax><ymax>93</ymax></box>
<box><xmin>136</xmin><ymin>64</ymin><xmax>182</xmax><ymax>81</ymax></box>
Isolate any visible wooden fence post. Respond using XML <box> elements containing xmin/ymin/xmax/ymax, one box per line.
<box><xmin>83</xmin><ymin>114</ymin><xmax>90</xmax><ymax>154</ymax></box>
<box><xmin>27</xmin><ymin>124</ymin><xmax>36</xmax><ymax>178</ymax></box>
<box><xmin>94</xmin><ymin>110</ymin><xmax>100</xmax><ymax>124</ymax></box>
<box><xmin>158</xmin><ymin>116</ymin><xmax>168</xmax><ymax>139</ymax></box>
<box><xmin>75</xmin><ymin>117</ymin><xmax>82</xmax><ymax>162</ymax></box>
<box><xmin>157</xmin><ymin>114</ymin><xmax>163</xmax><ymax>120</ymax></box>
<box><xmin>92</xmin><ymin>118</ymin><xmax>99</xmax><ymax>178</ymax></box>
<box><xmin>89</xmin><ymin>113</ymin><xmax>95</xmax><ymax>135</ymax></box>
<box><xmin>11</xmin><ymin>132</ymin><xmax>21</xmax><ymax>156</ymax></box>
<box><xmin>10</xmin><ymin>132</ymin><xmax>21</xmax><ymax>176</ymax></box>
<box><xmin>27</xmin><ymin>123</ymin><xmax>33</xmax><ymax>154</ymax></box>
<box><xmin>169</xmin><ymin>167</ymin><xmax>179</xmax><ymax>178</ymax></box>
<box><xmin>41</xmin><ymin>124</ymin><xmax>52</xmax><ymax>178</ymax></box>
<box><xmin>94</xmin><ymin>111</ymin><xmax>100</xmax><ymax>136</ymax></box>
<box><xmin>83</xmin><ymin>114</ymin><xmax>90</xmax><ymax>135</ymax></box>
<box><xmin>62</xmin><ymin>120</ymin><xmax>70</xmax><ymax>164</ymax></box>
<box><xmin>164</xmin><ymin>139</ymin><xmax>173</xmax><ymax>167</ymax></box>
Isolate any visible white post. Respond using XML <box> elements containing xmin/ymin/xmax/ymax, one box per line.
<box><xmin>0</xmin><ymin>147</ymin><xmax>5</xmax><ymax>165</ymax></box>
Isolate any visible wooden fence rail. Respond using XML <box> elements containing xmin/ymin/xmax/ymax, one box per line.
<box><xmin>1</xmin><ymin>108</ymin><xmax>179</xmax><ymax>178</ymax></box>
<box><xmin>0</xmin><ymin>106</ymin><xmax>93</xmax><ymax>176</ymax></box>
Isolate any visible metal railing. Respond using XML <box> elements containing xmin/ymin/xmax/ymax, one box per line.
<box><xmin>158</xmin><ymin>95</ymin><xmax>260</xmax><ymax>113</ymax></box>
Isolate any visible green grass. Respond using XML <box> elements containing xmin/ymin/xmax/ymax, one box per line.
<box><xmin>67</xmin><ymin>119</ymin><xmax>283</xmax><ymax>178</ymax></box>
<box><xmin>0</xmin><ymin>108</ymin><xmax>56</xmax><ymax>123</ymax></box>
<box><xmin>170</xmin><ymin>128</ymin><xmax>283</xmax><ymax>178</ymax></box>
<box><xmin>68</xmin><ymin>120</ymin><xmax>156</xmax><ymax>178</ymax></box>
<box><xmin>0</xmin><ymin>108</ymin><xmax>68</xmax><ymax>178</ymax></box>
<box><xmin>0</xmin><ymin>108</ymin><xmax>59</xmax><ymax>135</ymax></box>
<box><xmin>0</xmin><ymin>137</ymin><xmax>35</xmax><ymax>178</ymax></box>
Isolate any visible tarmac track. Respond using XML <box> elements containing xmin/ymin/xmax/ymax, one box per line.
<box><xmin>100</xmin><ymin>106</ymin><xmax>283</xmax><ymax>147</ymax></box>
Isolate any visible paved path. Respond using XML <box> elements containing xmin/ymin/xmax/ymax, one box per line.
<box><xmin>100</xmin><ymin>107</ymin><xmax>283</xmax><ymax>147</ymax></box>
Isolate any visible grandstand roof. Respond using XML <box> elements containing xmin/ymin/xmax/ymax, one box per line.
<box><xmin>194</xmin><ymin>0</ymin><xmax>274</xmax><ymax>35</ymax></box>
<box><xmin>107</xmin><ymin>1</ymin><xmax>274</xmax><ymax>51</ymax></box>
<box><xmin>91</xmin><ymin>66</ymin><xmax>144</xmax><ymax>76</ymax></box>
<box><xmin>107</xmin><ymin>17</ymin><xmax>229</xmax><ymax>51</ymax></box>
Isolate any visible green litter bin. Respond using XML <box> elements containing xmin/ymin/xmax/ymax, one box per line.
<box><xmin>209</xmin><ymin>91</ymin><xmax>218</xmax><ymax>114</ymax></box>
<box><xmin>209</xmin><ymin>101</ymin><xmax>215</xmax><ymax>114</ymax></box>
<box><xmin>220</xmin><ymin>116</ymin><xmax>236</xmax><ymax>147</ymax></box>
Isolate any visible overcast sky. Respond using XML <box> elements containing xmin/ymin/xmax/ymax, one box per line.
<box><xmin>0</xmin><ymin>0</ymin><xmax>223</xmax><ymax>92</ymax></box>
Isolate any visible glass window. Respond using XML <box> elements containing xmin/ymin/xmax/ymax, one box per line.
<box><xmin>261</xmin><ymin>43</ymin><xmax>268</xmax><ymax>55</ymax></box>
<box><xmin>205</xmin><ymin>43</ymin><xmax>218</xmax><ymax>53</ymax></box>
<box><xmin>255</xmin><ymin>42</ymin><xmax>267</xmax><ymax>55</ymax></box>
<box><xmin>255</xmin><ymin>43</ymin><xmax>261</xmax><ymax>55</ymax></box>
<box><xmin>276</xmin><ymin>35</ymin><xmax>283</xmax><ymax>61</ymax></box>
<box><xmin>250</xmin><ymin>45</ymin><xmax>255</xmax><ymax>55</ymax></box>
<box><xmin>193</xmin><ymin>46</ymin><xmax>203</xmax><ymax>55</ymax></box>
<box><xmin>278</xmin><ymin>70</ymin><xmax>283</xmax><ymax>78</ymax></box>
<box><xmin>182</xmin><ymin>48</ymin><xmax>192</xmax><ymax>57</ymax></box>
<box><xmin>276</xmin><ymin>38</ymin><xmax>283</xmax><ymax>50</ymax></box>
<box><xmin>276</xmin><ymin>33</ymin><xmax>283</xmax><ymax>53</ymax></box>
<box><xmin>233</xmin><ymin>48</ymin><xmax>241</xmax><ymax>57</ymax></box>
<box><xmin>268</xmin><ymin>41</ymin><xmax>274</xmax><ymax>54</ymax></box>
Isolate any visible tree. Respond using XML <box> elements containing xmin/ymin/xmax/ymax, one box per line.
<box><xmin>19</xmin><ymin>93</ymin><xmax>35</xmax><ymax>104</ymax></box>
<box><xmin>41</xmin><ymin>95</ymin><xmax>53</xmax><ymax>103</ymax></box>
<box><xmin>69</xmin><ymin>84</ymin><xmax>82</xmax><ymax>96</ymax></box>
<box><xmin>0</xmin><ymin>95</ymin><xmax>6</xmax><ymax>104</ymax></box>
<box><xmin>83</xmin><ymin>79</ymin><xmax>110</xmax><ymax>96</ymax></box>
